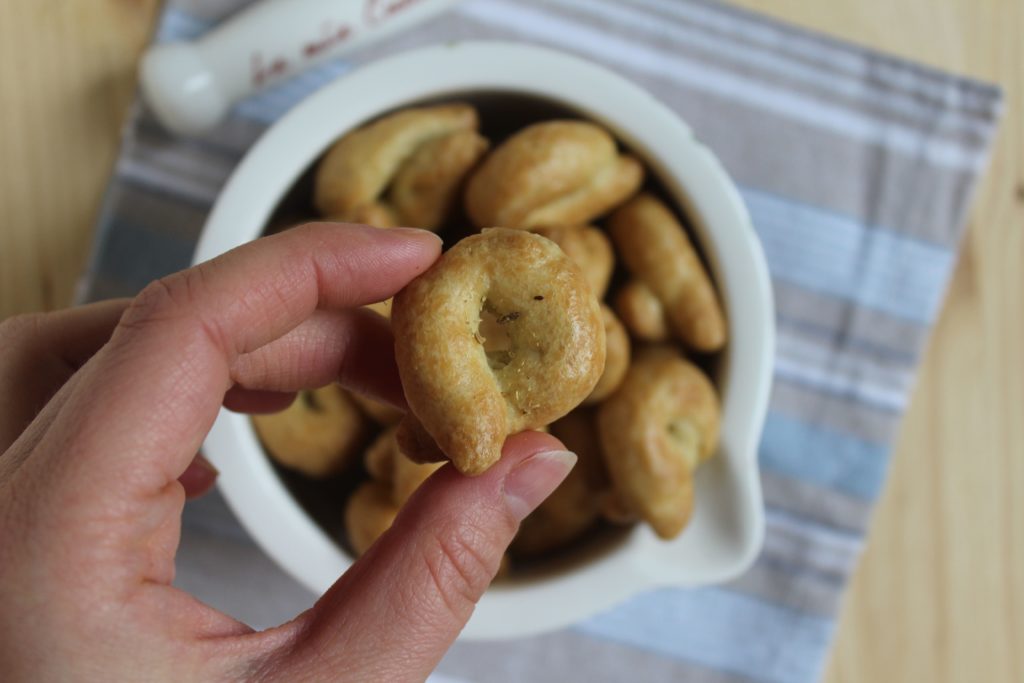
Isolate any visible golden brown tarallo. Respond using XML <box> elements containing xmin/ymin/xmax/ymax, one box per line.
<box><xmin>345</xmin><ymin>428</ymin><xmax>443</xmax><ymax>557</ymax></box>
<box><xmin>362</xmin><ymin>298</ymin><xmax>393</xmax><ymax>319</ymax></box>
<box><xmin>364</xmin><ymin>426</ymin><xmax>444</xmax><ymax>506</ymax></box>
<box><xmin>529</xmin><ymin>224</ymin><xmax>615</xmax><ymax>299</ymax></box>
<box><xmin>512</xmin><ymin>409</ymin><xmax>611</xmax><ymax>556</ymax></box>
<box><xmin>613</xmin><ymin>279</ymin><xmax>671</xmax><ymax>343</ymax></box>
<box><xmin>344</xmin><ymin>481</ymin><xmax>399</xmax><ymax>556</ymax></box>
<box><xmin>252</xmin><ymin>385</ymin><xmax>368</xmax><ymax>478</ymax></box>
<box><xmin>392</xmin><ymin>228</ymin><xmax>606</xmax><ymax>475</ymax></box>
<box><xmin>597</xmin><ymin>347</ymin><xmax>720</xmax><ymax>539</ymax></box>
<box><xmin>584</xmin><ymin>305</ymin><xmax>630</xmax><ymax>404</ymax></box>
<box><xmin>260</xmin><ymin>102</ymin><xmax>734</xmax><ymax>562</ymax></box>
<box><xmin>315</xmin><ymin>103</ymin><xmax>488</xmax><ymax>229</ymax></box>
<box><xmin>609</xmin><ymin>194</ymin><xmax>727</xmax><ymax>352</ymax></box>
<box><xmin>465</xmin><ymin>121</ymin><xmax>642</xmax><ymax>229</ymax></box>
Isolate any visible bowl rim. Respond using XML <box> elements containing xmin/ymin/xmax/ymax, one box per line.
<box><xmin>195</xmin><ymin>40</ymin><xmax>774</xmax><ymax>640</ymax></box>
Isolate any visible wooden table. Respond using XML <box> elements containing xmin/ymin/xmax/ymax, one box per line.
<box><xmin>1</xmin><ymin>1</ymin><xmax>1020</xmax><ymax>680</ymax></box>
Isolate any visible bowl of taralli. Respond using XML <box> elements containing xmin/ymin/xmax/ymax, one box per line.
<box><xmin>196</xmin><ymin>41</ymin><xmax>774</xmax><ymax>639</ymax></box>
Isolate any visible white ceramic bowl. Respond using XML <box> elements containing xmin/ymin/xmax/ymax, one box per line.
<box><xmin>195</xmin><ymin>41</ymin><xmax>774</xmax><ymax>640</ymax></box>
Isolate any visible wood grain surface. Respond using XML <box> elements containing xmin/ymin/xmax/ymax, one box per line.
<box><xmin>0</xmin><ymin>1</ymin><xmax>1021</xmax><ymax>681</ymax></box>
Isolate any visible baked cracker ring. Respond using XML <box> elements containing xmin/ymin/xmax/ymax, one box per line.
<box><xmin>596</xmin><ymin>346</ymin><xmax>720</xmax><ymax>539</ymax></box>
<box><xmin>343</xmin><ymin>203</ymin><xmax>400</xmax><ymax>230</ymax></box>
<box><xmin>393</xmin><ymin>228</ymin><xmax>606</xmax><ymax>475</ymax></box>
<box><xmin>465</xmin><ymin>121</ymin><xmax>643</xmax><ymax>229</ymax></box>
<box><xmin>388</xmin><ymin>129</ymin><xmax>489</xmax><ymax>229</ymax></box>
<box><xmin>584</xmin><ymin>305</ymin><xmax>630</xmax><ymax>404</ymax></box>
<box><xmin>252</xmin><ymin>385</ymin><xmax>368</xmax><ymax>478</ymax></box>
<box><xmin>364</xmin><ymin>426</ymin><xmax>443</xmax><ymax>505</ymax></box>
<box><xmin>613</xmin><ymin>279</ymin><xmax>670</xmax><ymax>342</ymax></box>
<box><xmin>363</xmin><ymin>298</ymin><xmax>393</xmax><ymax>320</ymax></box>
<box><xmin>608</xmin><ymin>194</ymin><xmax>727</xmax><ymax>351</ymax></box>
<box><xmin>530</xmin><ymin>224</ymin><xmax>615</xmax><ymax>299</ymax></box>
<box><xmin>315</xmin><ymin>103</ymin><xmax>486</xmax><ymax>229</ymax></box>
<box><xmin>345</xmin><ymin>481</ymin><xmax>399</xmax><ymax>556</ymax></box>
<box><xmin>512</xmin><ymin>408</ymin><xmax>612</xmax><ymax>556</ymax></box>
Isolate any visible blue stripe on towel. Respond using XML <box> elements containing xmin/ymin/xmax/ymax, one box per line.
<box><xmin>759</xmin><ymin>412</ymin><xmax>889</xmax><ymax>499</ymax></box>
<box><xmin>576</xmin><ymin>587</ymin><xmax>835</xmax><ymax>683</ymax></box>
<box><xmin>742</xmin><ymin>187</ymin><xmax>955</xmax><ymax>323</ymax></box>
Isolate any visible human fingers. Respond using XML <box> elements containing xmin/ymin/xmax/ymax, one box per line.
<box><xmin>227</xmin><ymin>307</ymin><xmax>404</xmax><ymax>409</ymax></box>
<box><xmin>261</xmin><ymin>431</ymin><xmax>575</xmax><ymax>683</ymax></box>
<box><xmin>27</xmin><ymin>224</ymin><xmax>438</xmax><ymax>500</ymax></box>
<box><xmin>0</xmin><ymin>299</ymin><xmax>129</xmax><ymax>451</ymax></box>
<box><xmin>178</xmin><ymin>454</ymin><xmax>219</xmax><ymax>499</ymax></box>
<box><xmin>9</xmin><ymin>224</ymin><xmax>439</xmax><ymax>602</ymax></box>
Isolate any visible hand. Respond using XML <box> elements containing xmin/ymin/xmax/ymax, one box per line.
<box><xmin>0</xmin><ymin>223</ymin><xmax>575</xmax><ymax>682</ymax></box>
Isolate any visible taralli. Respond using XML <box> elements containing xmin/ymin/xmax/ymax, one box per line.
<box><xmin>344</xmin><ymin>202</ymin><xmax>400</xmax><ymax>230</ymax></box>
<box><xmin>530</xmin><ymin>225</ymin><xmax>615</xmax><ymax>299</ymax></box>
<box><xmin>344</xmin><ymin>481</ymin><xmax>399</xmax><ymax>556</ymax></box>
<box><xmin>512</xmin><ymin>409</ymin><xmax>611</xmax><ymax>556</ymax></box>
<box><xmin>357</xmin><ymin>430</ymin><xmax>510</xmax><ymax>568</ymax></box>
<box><xmin>584</xmin><ymin>305</ymin><xmax>630</xmax><ymax>404</ymax></box>
<box><xmin>393</xmin><ymin>414</ymin><xmax>446</xmax><ymax>466</ymax></box>
<box><xmin>388</xmin><ymin>129</ymin><xmax>489</xmax><ymax>230</ymax></box>
<box><xmin>597</xmin><ymin>347</ymin><xmax>720</xmax><ymax>539</ymax></box>
<box><xmin>392</xmin><ymin>448</ymin><xmax>443</xmax><ymax>504</ymax></box>
<box><xmin>364</xmin><ymin>427</ymin><xmax>443</xmax><ymax>505</ymax></box>
<box><xmin>613</xmin><ymin>279</ymin><xmax>670</xmax><ymax>342</ymax></box>
<box><xmin>363</xmin><ymin>298</ymin><xmax>393</xmax><ymax>319</ymax></box>
<box><xmin>363</xmin><ymin>430</ymin><xmax>393</xmax><ymax>482</ymax></box>
<box><xmin>609</xmin><ymin>194</ymin><xmax>727</xmax><ymax>351</ymax></box>
<box><xmin>601</xmin><ymin>490</ymin><xmax>639</xmax><ymax>525</ymax></box>
<box><xmin>314</xmin><ymin>103</ymin><xmax>488</xmax><ymax>230</ymax></box>
<box><xmin>392</xmin><ymin>228</ymin><xmax>606</xmax><ymax>475</ymax></box>
<box><xmin>465</xmin><ymin>121</ymin><xmax>643</xmax><ymax>229</ymax></box>
<box><xmin>256</xmin><ymin>103</ymin><xmax>734</xmax><ymax>568</ymax></box>
<box><xmin>252</xmin><ymin>385</ymin><xmax>368</xmax><ymax>478</ymax></box>
<box><xmin>351</xmin><ymin>391</ymin><xmax>404</xmax><ymax>426</ymax></box>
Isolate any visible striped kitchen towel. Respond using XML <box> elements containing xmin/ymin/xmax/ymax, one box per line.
<box><xmin>80</xmin><ymin>1</ymin><xmax>1003</xmax><ymax>681</ymax></box>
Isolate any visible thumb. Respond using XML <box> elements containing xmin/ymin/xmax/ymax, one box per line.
<box><xmin>266</xmin><ymin>431</ymin><xmax>575</xmax><ymax>682</ymax></box>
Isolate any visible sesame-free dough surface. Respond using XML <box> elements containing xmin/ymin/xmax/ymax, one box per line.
<box><xmin>393</xmin><ymin>228</ymin><xmax>606</xmax><ymax>475</ymax></box>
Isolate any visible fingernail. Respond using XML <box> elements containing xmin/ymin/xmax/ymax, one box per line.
<box><xmin>391</xmin><ymin>227</ymin><xmax>443</xmax><ymax>246</ymax></box>
<box><xmin>502</xmin><ymin>450</ymin><xmax>577</xmax><ymax>521</ymax></box>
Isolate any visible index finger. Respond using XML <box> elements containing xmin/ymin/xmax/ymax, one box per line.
<box><xmin>33</xmin><ymin>223</ymin><xmax>440</xmax><ymax>498</ymax></box>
